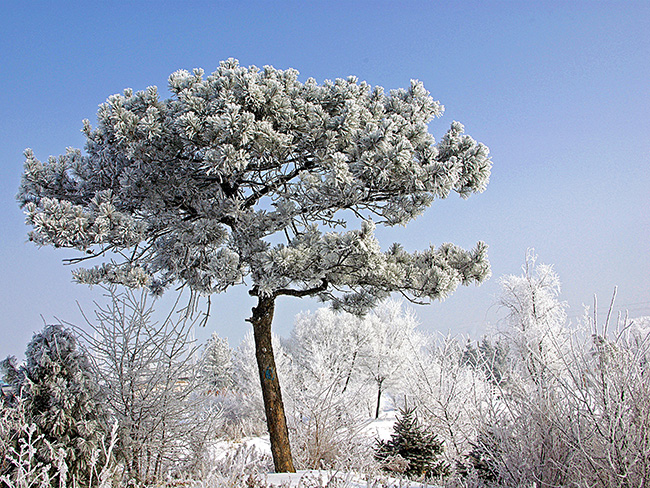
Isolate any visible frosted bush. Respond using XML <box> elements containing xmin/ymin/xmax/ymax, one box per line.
<box><xmin>403</xmin><ymin>334</ymin><xmax>491</xmax><ymax>465</ymax></box>
<box><xmin>74</xmin><ymin>287</ymin><xmax>221</xmax><ymax>484</ymax></box>
<box><xmin>451</xmin><ymin>257</ymin><xmax>650</xmax><ymax>487</ymax></box>
<box><xmin>0</xmin><ymin>397</ymin><xmax>119</xmax><ymax>488</ymax></box>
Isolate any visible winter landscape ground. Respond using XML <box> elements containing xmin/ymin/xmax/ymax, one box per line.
<box><xmin>3</xmin><ymin>262</ymin><xmax>650</xmax><ymax>486</ymax></box>
<box><xmin>2</xmin><ymin>2</ymin><xmax>649</xmax><ymax>487</ymax></box>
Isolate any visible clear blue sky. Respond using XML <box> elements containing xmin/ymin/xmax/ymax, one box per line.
<box><xmin>1</xmin><ymin>1</ymin><xmax>649</xmax><ymax>359</ymax></box>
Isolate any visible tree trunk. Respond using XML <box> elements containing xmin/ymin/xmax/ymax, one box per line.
<box><xmin>375</xmin><ymin>378</ymin><xmax>384</xmax><ymax>419</ymax></box>
<box><xmin>250</xmin><ymin>295</ymin><xmax>296</xmax><ymax>473</ymax></box>
<box><xmin>341</xmin><ymin>350</ymin><xmax>358</xmax><ymax>394</ymax></box>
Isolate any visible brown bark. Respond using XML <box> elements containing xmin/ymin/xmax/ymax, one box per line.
<box><xmin>250</xmin><ymin>295</ymin><xmax>296</xmax><ymax>473</ymax></box>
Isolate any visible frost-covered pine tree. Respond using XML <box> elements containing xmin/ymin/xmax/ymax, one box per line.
<box><xmin>17</xmin><ymin>59</ymin><xmax>492</xmax><ymax>471</ymax></box>
<box><xmin>14</xmin><ymin>324</ymin><xmax>107</xmax><ymax>486</ymax></box>
<box><xmin>201</xmin><ymin>332</ymin><xmax>234</xmax><ymax>393</ymax></box>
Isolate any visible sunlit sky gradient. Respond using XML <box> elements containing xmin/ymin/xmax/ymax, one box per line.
<box><xmin>1</xmin><ymin>1</ymin><xmax>649</xmax><ymax>359</ymax></box>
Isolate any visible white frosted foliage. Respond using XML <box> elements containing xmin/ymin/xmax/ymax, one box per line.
<box><xmin>18</xmin><ymin>58</ymin><xmax>491</xmax><ymax>311</ymax></box>
<box><xmin>498</xmin><ymin>250</ymin><xmax>569</xmax><ymax>378</ymax></box>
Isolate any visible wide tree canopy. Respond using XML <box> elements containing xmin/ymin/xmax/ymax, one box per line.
<box><xmin>18</xmin><ymin>59</ymin><xmax>492</xmax><ymax>472</ymax></box>
<box><xmin>18</xmin><ymin>58</ymin><xmax>491</xmax><ymax>312</ymax></box>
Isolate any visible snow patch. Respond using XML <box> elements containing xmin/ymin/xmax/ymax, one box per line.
<box><xmin>265</xmin><ymin>470</ymin><xmax>439</xmax><ymax>487</ymax></box>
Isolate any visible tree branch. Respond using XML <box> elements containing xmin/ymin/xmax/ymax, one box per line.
<box><xmin>63</xmin><ymin>245</ymin><xmax>117</xmax><ymax>265</ymax></box>
<box><xmin>275</xmin><ymin>279</ymin><xmax>328</xmax><ymax>298</ymax></box>
<box><xmin>242</xmin><ymin>156</ymin><xmax>314</xmax><ymax>209</ymax></box>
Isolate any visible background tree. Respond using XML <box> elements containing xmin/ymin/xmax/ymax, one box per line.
<box><xmin>462</xmin><ymin>336</ymin><xmax>509</xmax><ymax>386</ymax></box>
<box><xmin>74</xmin><ymin>287</ymin><xmax>218</xmax><ymax>483</ymax></box>
<box><xmin>201</xmin><ymin>332</ymin><xmax>235</xmax><ymax>394</ymax></box>
<box><xmin>361</xmin><ymin>300</ymin><xmax>423</xmax><ymax>418</ymax></box>
<box><xmin>284</xmin><ymin>307</ymin><xmax>373</xmax><ymax>468</ymax></box>
<box><xmin>498</xmin><ymin>250</ymin><xmax>569</xmax><ymax>384</ymax></box>
<box><xmin>17</xmin><ymin>59</ymin><xmax>491</xmax><ymax>471</ymax></box>
<box><xmin>287</xmin><ymin>306</ymin><xmax>372</xmax><ymax>407</ymax></box>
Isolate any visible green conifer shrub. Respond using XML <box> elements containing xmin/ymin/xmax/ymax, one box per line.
<box><xmin>14</xmin><ymin>324</ymin><xmax>107</xmax><ymax>486</ymax></box>
<box><xmin>375</xmin><ymin>405</ymin><xmax>449</xmax><ymax>480</ymax></box>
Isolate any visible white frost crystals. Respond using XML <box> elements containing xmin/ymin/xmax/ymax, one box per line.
<box><xmin>18</xmin><ymin>58</ymin><xmax>491</xmax><ymax>311</ymax></box>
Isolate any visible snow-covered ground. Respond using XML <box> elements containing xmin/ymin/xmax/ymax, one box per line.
<box><xmin>264</xmin><ymin>470</ymin><xmax>439</xmax><ymax>487</ymax></box>
<box><xmin>207</xmin><ymin>410</ymin><xmax>441</xmax><ymax>487</ymax></box>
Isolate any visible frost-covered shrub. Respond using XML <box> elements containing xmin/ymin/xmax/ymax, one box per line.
<box><xmin>375</xmin><ymin>406</ymin><xmax>449</xmax><ymax>481</ymax></box>
<box><xmin>285</xmin><ymin>375</ymin><xmax>374</xmax><ymax>471</ymax></box>
<box><xmin>75</xmin><ymin>287</ymin><xmax>220</xmax><ymax>484</ymax></box>
<box><xmin>3</xmin><ymin>324</ymin><xmax>108</xmax><ymax>487</ymax></box>
<box><xmin>203</xmin><ymin>442</ymin><xmax>274</xmax><ymax>487</ymax></box>
<box><xmin>449</xmin><ymin>255</ymin><xmax>576</xmax><ymax>486</ymax></box>
<box><xmin>0</xmin><ymin>405</ymin><xmax>64</xmax><ymax>488</ymax></box>
<box><xmin>555</xmin><ymin>310</ymin><xmax>650</xmax><ymax>487</ymax></box>
<box><xmin>0</xmin><ymin>390</ymin><xmax>25</xmax><ymax>482</ymax></box>
<box><xmin>463</xmin><ymin>311</ymin><xmax>650</xmax><ymax>488</ymax></box>
<box><xmin>403</xmin><ymin>334</ymin><xmax>490</xmax><ymax>466</ymax></box>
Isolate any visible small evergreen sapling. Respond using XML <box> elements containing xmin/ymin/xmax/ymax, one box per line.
<box><xmin>461</xmin><ymin>430</ymin><xmax>501</xmax><ymax>484</ymax></box>
<box><xmin>375</xmin><ymin>405</ymin><xmax>449</xmax><ymax>480</ymax></box>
